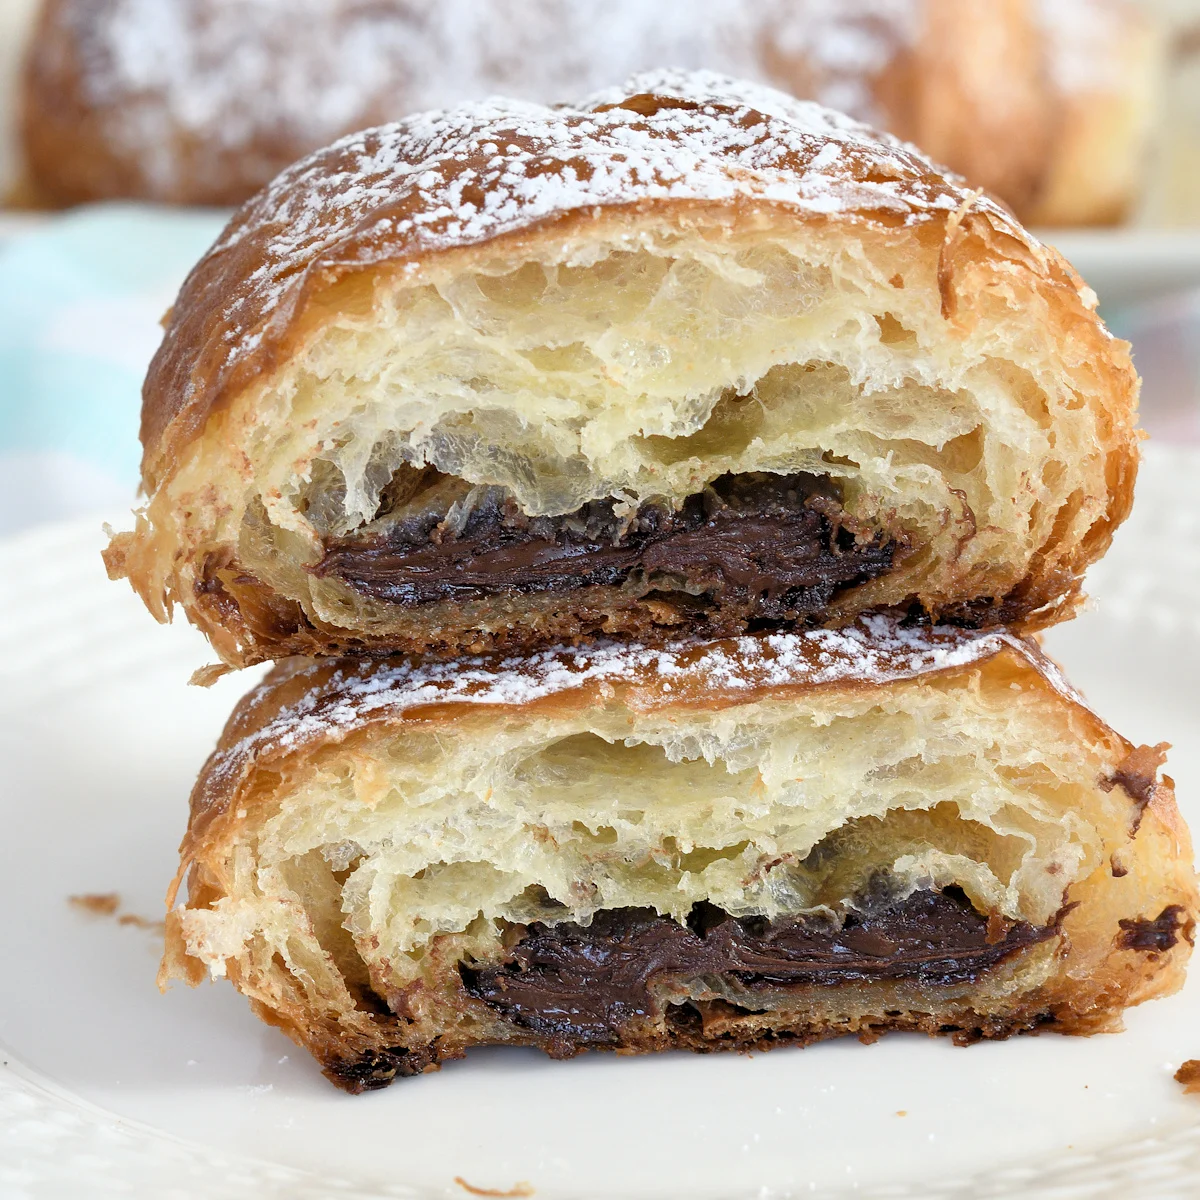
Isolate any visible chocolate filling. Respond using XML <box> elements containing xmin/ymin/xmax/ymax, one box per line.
<box><xmin>460</xmin><ymin>888</ymin><xmax>1056</xmax><ymax>1044</ymax></box>
<box><xmin>1117</xmin><ymin>905</ymin><xmax>1194</xmax><ymax>953</ymax></box>
<box><xmin>1100</xmin><ymin>743</ymin><xmax>1170</xmax><ymax>834</ymax></box>
<box><xmin>315</xmin><ymin>471</ymin><xmax>898</xmax><ymax>614</ymax></box>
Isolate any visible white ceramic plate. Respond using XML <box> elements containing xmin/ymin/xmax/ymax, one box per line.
<box><xmin>2</xmin><ymin>447</ymin><xmax>1200</xmax><ymax>1200</ymax></box>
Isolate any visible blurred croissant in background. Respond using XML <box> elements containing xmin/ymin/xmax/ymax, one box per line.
<box><xmin>7</xmin><ymin>0</ymin><xmax>1162</xmax><ymax>225</ymax></box>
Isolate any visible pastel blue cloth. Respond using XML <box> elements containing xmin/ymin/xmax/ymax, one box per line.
<box><xmin>0</xmin><ymin>204</ymin><xmax>226</xmax><ymax>533</ymax></box>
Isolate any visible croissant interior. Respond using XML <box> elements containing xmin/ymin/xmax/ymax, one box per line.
<box><xmin>126</xmin><ymin>207</ymin><xmax>1132</xmax><ymax>662</ymax></box>
<box><xmin>175</xmin><ymin>657</ymin><xmax>1142</xmax><ymax>1012</ymax></box>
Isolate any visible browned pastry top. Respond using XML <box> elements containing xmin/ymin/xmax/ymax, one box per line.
<box><xmin>138</xmin><ymin>69</ymin><xmax>1075</xmax><ymax>490</ymax></box>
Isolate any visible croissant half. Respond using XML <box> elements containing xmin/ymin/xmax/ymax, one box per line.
<box><xmin>162</xmin><ymin>619</ymin><xmax>1196</xmax><ymax>1092</ymax></box>
<box><xmin>105</xmin><ymin>72</ymin><xmax>1139</xmax><ymax>669</ymax></box>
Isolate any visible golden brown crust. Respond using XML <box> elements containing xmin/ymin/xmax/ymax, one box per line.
<box><xmin>306</xmin><ymin>978</ymin><xmax>1169</xmax><ymax>1095</ymax></box>
<box><xmin>871</xmin><ymin>0</ymin><xmax>1052</xmax><ymax>221</ymax></box>
<box><xmin>305</xmin><ymin>998</ymin><xmax>1111</xmax><ymax>1094</ymax></box>
<box><xmin>1175</xmin><ymin>1060</ymin><xmax>1200</xmax><ymax>1095</ymax></box>
<box><xmin>192</xmin><ymin>787</ymin><xmax>1196</xmax><ymax>1095</ymax></box>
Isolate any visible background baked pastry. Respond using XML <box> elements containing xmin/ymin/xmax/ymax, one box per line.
<box><xmin>162</xmin><ymin>620</ymin><xmax>1197</xmax><ymax>1091</ymax></box>
<box><xmin>105</xmin><ymin>72</ymin><xmax>1140</xmax><ymax>668</ymax></box>
<box><xmin>18</xmin><ymin>0</ymin><xmax>1155</xmax><ymax>225</ymax></box>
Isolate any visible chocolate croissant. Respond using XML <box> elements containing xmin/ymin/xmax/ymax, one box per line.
<box><xmin>162</xmin><ymin>619</ymin><xmax>1196</xmax><ymax>1091</ymax></box>
<box><xmin>105</xmin><ymin>72</ymin><xmax>1139</xmax><ymax>670</ymax></box>
<box><xmin>20</xmin><ymin>0</ymin><xmax>1154</xmax><ymax>225</ymax></box>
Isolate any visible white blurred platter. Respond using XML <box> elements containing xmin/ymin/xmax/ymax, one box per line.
<box><xmin>1041</xmin><ymin>228</ymin><xmax>1200</xmax><ymax>308</ymax></box>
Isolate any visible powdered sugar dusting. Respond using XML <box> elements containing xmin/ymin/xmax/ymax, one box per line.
<box><xmin>231</xmin><ymin>65</ymin><xmax>974</xmax><ymax>270</ymax></box>
<box><xmin>214</xmin><ymin>66</ymin><xmax>977</xmax><ymax>288</ymax></box>
<box><xmin>194</xmin><ymin>617</ymin><xmax>1071</xmax><ymax>814</ymax></box>
<box><xmin>42</xmin><ymin>0</ymin><xmax>1136</xmax><ymax>219</ymax></box>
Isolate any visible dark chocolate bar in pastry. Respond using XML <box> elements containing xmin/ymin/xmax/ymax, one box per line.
<box><xmin>161</xmin><ymin>619</ymin><xmax>1196</xmax><ymax>1092</ymax></box>
<box><xmin>106</xmin><ymin>71</ymin><xmax>1139</xmax><ymax>669</ymax></box>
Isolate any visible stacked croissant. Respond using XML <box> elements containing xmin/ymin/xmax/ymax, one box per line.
<box><xmin>106</xmin><ymin>71</ymin><xmax>1196</xmax><ymax>1092</ymax></box>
